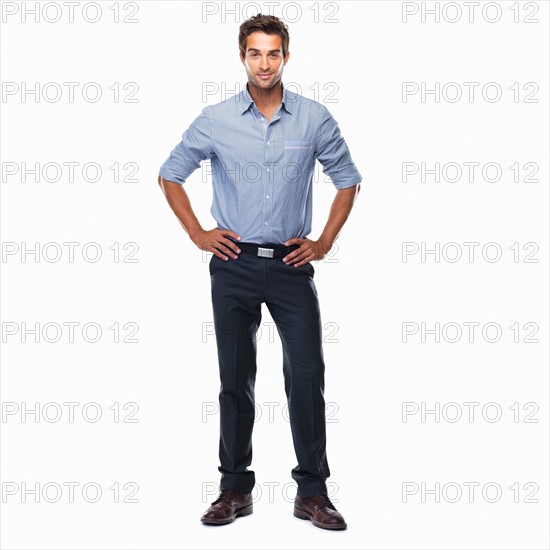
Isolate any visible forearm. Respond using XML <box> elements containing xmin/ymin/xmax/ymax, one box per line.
<box><xmin>158</xmin><ymin>175</ymin><xmax>203</xmax><ymax>240</ymax></box>
<box><xmin>158</xmin><ymin>175</ymin><xmax>241</xmax><ymax>258</ymax></box>
<box><xmin>318</xmin><ymin>184</ymin><xmax>361</xmax><ymax>251</ymax></box>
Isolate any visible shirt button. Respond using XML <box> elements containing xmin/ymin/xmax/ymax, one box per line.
<box><xmin>267</xmin><ymin>168</ymin><xmax>270</xmax><ymax>172</ymax></box>
<box><xmin>267</xmin><ymin>141</ymin><xmax>270</xmax><ymax>145</ymax></box>
<box><xmin>265</xmin><ymin>222</ymin><xmax>268</xmax><ymax>226</ymax></box>
<box><xmin>265</xmin><ymin>194</ymin><xmax>270</xmax><ymax>199</ymax></box>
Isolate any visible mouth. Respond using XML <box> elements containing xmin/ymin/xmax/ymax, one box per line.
<box><xmin>258</xmin><ymin>73</ymin><xmax>273</xmax><ymax>79</ymax></box>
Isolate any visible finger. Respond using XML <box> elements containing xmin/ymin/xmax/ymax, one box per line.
<box><xmin>293</xmin><ymin>255</ymin><xmax>314</xmax><ymax>267</ymax></box>
<box><xmin>220</xmin><ymin>230</ymin><xmax>241</xmax><ymax>242</ymax></box>
<box><xmin>216</xmin><ymin>243</ymin><xmax>239</xmax><ymax>259</ymax></box>
<box><xmin>202</xmin><ymin>240</ymin><xmax>219</xmax><ymax>252</ymax></box>
<box><xmin>283</xmin><ymin>246</ymin><xmax>312</xmax><ymax>265</ymax></box>
<box><xmin>282</xmin><ymin>248</ymin><xmax>303</xmax><ymax>264</ymax></box>
<box><xmin>221</xmin><ymin>237</ymin><xmax>241</xmax><ymax>255</ymax></box>
<box><xmin>284</xmin><ymin>238</ymin><xmax>303</xmax><ymax>246</ymax></box>
<box><xmin>211</xmin><ymin>247</ymin><xmax>229</xmax><ymax>261</ymax></box>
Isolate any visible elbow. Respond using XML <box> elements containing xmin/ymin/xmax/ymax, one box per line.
<box><xmin>347</xmin><ymin>183</ymin><xmax>360</xmax><ymax>201</ymax></box>
<box><xmin>158</xmin><ymin>175</ymin><xmax>168</xmax><ymax>197</ymax></box>
<box><xmin>352</xmin><ymin>183</ymin><xmax>361</xmax><ymax>202</ymax></box>
<box><xmin>158</xmin><ymin>175</ymin><xmax>169</xmax><ymax>193</ymax></box>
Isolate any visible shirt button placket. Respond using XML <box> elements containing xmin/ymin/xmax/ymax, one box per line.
<box><xmin>264</xmin><ymin>119</ymin><xmax>274</xmax><ymax>243</ymax></box>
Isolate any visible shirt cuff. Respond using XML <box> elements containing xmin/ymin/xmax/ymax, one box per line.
<box><xmin>158</xmin><ymin>166</ymin><xmax>185</xmax><ymax>185</ymax></box>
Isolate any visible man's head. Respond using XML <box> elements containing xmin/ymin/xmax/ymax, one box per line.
<box><xmin>239</xmin><ymin>14</ymin><xmax>290</xmax><ymax>92</ymax></box>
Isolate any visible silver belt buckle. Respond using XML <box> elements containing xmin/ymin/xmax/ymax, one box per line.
<box><xmin>257</xmin><ymin>247</ymin><xmax>274</xmax><ymax>258</ymax></box>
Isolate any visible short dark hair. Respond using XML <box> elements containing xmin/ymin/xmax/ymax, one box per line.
<box><xmin>239</xmin><ymin>14</ymin><xmax>290</xmax><ymax>59</ymax></box>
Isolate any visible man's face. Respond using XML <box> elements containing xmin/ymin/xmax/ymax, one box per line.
<box><xmin>241</xmin><ymin>32</ymin><xmax>289</xmax><ymax>91</ymax></box>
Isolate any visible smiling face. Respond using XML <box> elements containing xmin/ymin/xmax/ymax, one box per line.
<box><xmin>240</xmin><ymin>31</ymin><xmax>289</xmax><ymax>92</ymax></box>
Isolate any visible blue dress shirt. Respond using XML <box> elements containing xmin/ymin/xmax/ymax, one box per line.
<box><xmin>159</xmin><ymin>82</ymin><xmax>362</xmax><ymax>244</ymax></box>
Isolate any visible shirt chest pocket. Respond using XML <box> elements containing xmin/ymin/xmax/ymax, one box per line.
<box><xmin>283</xmin><ymin>140</ymin><xmax>314</xmax><ymax>182</ymax></box>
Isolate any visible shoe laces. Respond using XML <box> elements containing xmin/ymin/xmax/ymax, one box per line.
<box><xmin>316</xmin><ymin>493</ymin><xmax>337</xmax><ymax>511</ymax></box>
<box><xmin>212</xmin><ymin>490</ymin><xmax>237</xmax><ymax>506</ymax></box>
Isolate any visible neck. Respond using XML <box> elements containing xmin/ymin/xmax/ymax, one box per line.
<box><xmin>247</xmin><ymin>81</ymin><xmax>283</xmax><ymax>108</ymax></box>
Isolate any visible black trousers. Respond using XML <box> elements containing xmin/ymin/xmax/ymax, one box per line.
<box><xmin>209</xmin><ymin>249</ymin><xmax>331</xmax><ymax>498</ymax></box>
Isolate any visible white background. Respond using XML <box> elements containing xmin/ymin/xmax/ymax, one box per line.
<box><xmin>1</xmin><ymin>1</ymin><xmax>548</xmax><ymax>549</ymax></box>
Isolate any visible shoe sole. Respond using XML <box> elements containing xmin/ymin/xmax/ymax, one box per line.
<box><xmin>294</xmin><ymin>507</ymin><xmax>347</xmax><ymax>530</ymax></box>
<box><xmin>201</xmin><ymin>503</ymin><xmax>253</xmax><ymax>525</ymax></box>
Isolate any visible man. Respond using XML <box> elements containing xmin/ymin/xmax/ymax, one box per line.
<box><xmin>158</xmin><ymin>14</ymin><xmax>362</xmax><ymax>530</ymax></box>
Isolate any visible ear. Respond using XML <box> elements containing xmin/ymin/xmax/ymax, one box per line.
<box><xmin>284</xmin><ymin>51</ymin><xmax>290</xmax><ymax>65</ymax></box>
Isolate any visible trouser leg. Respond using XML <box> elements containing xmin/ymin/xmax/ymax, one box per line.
<box><xmin>265</xmin><ymin>260</ymin><xmax>330</xmax><ymax>498</ymax></box>
<box><xmin>209</xmin><ymin>254</ymin><xmax>263</xmax><ymax>494</ymax></box>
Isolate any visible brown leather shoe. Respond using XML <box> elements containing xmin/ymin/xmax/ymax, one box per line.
<box><xmin>200</xmin><ymin>489</ymin><xmax>253</xmax><ymax>525</ymax></box>
<box><xmin>294</xmin><ymin>493</ymin><xmax>347</xmax><ymax>530</ymax></box>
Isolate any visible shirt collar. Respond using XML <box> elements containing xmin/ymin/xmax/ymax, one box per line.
<box><xmin>239</xmin><ymin>81</ymin><xmax>293</xmax><ymax>115</ymax></box>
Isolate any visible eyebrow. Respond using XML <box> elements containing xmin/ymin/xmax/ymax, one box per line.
<box><xmin>247</xmin><ymin>48</ymin><xmax>281</xmax><ymax>53</ymax></box>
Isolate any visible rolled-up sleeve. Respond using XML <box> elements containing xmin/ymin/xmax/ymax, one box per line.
<box><xmin>314</xmin><ymin>105</ymin><xmax>362</xmax><ymax>190</ymax></box>
<box><xmin>159</xmin><ymin>107</ymin><xmax>213</xmax><ymax>184</ymax></box>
